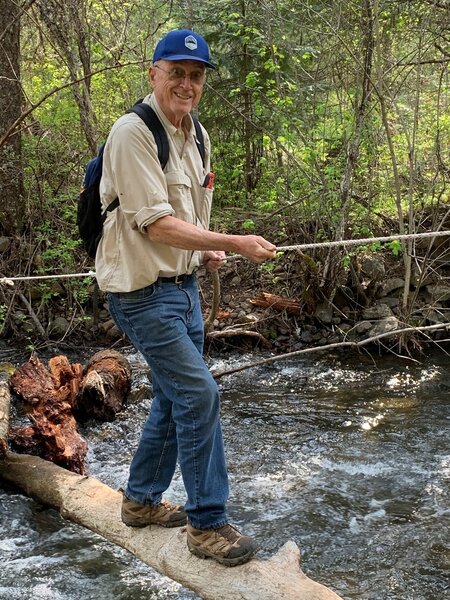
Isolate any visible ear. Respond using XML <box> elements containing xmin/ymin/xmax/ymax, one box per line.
<box><xmin>149</xmin><ymin>66</ymin><xmax>156</xmax><ymax>86</ymax></box>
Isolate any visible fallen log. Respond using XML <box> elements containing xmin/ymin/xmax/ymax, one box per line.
<box><xmin>207</xmin><ymin>328</ymin><xmax>271</xmax><ymax>347</ymax></box>
<box><xmin>8</xmin><ymin>350</ymin><xmax>131</xmax><ymax>473</ymax></box>
<box><xmin>0</xmin><ymin>451</ymin><xmax>343</xmax><ymax>600</ymax></box>
<box><xmin>212</xmin><ymin>322</ymin><xmax>450</xmax><ymax>379</ymax></box>
<box><xmin>76</xmin><ymin>349</ymin><xmax>132</xmax><ymax>421</ymax></box>
<box><xmin>9</xmin><ymin>354</ymin><xmax>88</xmax><ymax>474</ymax></box>
<box><xmin>249</xmin><ymin>292</ymin><xmax>303</xmax><ymax>315</ymax></box>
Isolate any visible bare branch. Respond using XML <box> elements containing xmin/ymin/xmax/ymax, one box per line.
<box><xmin>211</xmin><ymin>323</ymin><xmax>450</xmax><ymax>379</ymax></box>
<box><xmin>0</xmin><ymin>60</ymin><xmax>143</xmax><ymax>149</ymax></box>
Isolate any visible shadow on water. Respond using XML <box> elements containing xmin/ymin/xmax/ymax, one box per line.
<box><xmin>1</xmin><ymin>348</ymin><xmax>449</xmax><ymax>600</ymax></box>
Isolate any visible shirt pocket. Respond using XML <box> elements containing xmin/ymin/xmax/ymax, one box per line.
<box><xmin>194</xmin><ymin>185</ymin><xmax>213</xmax><ymax>229</ymax></box>
<box><xmin>165</xmin><ymin>170</ymin><xmax>195</xmax><ymax>224</ymax></box>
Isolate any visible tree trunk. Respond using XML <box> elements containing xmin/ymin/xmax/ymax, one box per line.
<box><xmin>0</xmin><ymin>381</ymin><xmax>10</xmax><ymax>457</ymax></box>
<box><xmin>0</xmin><ymin>452</ymin><xmax>343</xmax><ymax>600</ymax></box>
<box><xmin>323</xmin><ymin>0</ymin><xmax>375</xmax><ymax>302</ymax></box>
<box><xmin>35</xmin><ymin>0</ymin><xmax>98</xmax><ymax>153</ymax></box>
<box><xmin>0</xmin><ymin>0</ymin><xmax>25</xmax><ymax>234</ymax></box>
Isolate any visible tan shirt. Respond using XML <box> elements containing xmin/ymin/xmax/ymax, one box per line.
<box><xmin>95</xmin><ymin>94</ymin><xmax>213</xmax><ymax>292</ymax></box>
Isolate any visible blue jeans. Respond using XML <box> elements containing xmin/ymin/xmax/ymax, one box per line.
<box><xmin>107</xmin><ymin>274</ymin><xmax>229</xmax><ymax>529</ymax></box>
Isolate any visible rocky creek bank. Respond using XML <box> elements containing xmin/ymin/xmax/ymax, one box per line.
<box><xmin>200</xmin><ymin>248</ymin><xmax>450</xmax><ymax>355</ymax></box>
<box><xmin>9</xmin><ymin>241</ymin><xmax>448</xmax><ymax>358</ymax></box>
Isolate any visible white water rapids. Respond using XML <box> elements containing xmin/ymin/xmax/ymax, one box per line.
<box><xmin>1</xmin><ymin>349</ymin><xmax>449</xmax><ymax>599</ymax></box>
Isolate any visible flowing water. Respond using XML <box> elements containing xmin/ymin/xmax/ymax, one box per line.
<box><xmin>1</xmin><ymin>348</ymin><xmax>449</xmax><ymax>600</ymax></box>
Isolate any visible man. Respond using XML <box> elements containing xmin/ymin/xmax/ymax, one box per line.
<box><xmin>95</xmin><ymin>29</ymin><xmax>276</xmax><ymax>567</ymax></box>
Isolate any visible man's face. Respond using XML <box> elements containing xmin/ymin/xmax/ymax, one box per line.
<box><xmin>150</xmin><ymin>60</ymin><xmax>206</xmax><ymax>127</ymax></box>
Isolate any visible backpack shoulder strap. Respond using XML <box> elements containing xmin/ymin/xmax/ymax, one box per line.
<box><xmin>192</xmin><ymin>115</ymin><xmax>206</xmax><ymax>168</ymax></box>
<box><xmin>129</xmin><ymin>102</ymin><xmax>206</xmax><ymax>170</ymax></box>
<box><xmin>128</xmin><ymin>103</ymin><xmax>170</xmax><ymax>170</ymax></box>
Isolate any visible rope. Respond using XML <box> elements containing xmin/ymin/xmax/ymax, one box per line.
<box><xmin>0</xmin><ymin>271</ymin><xmax>96</xmax><ymax>286</ymax></box>
<box><xmin>272</xmin><ymin>229</ymin><xmax>450</xmax><ymax>253</ymax></box>
<box><xmin>1</xmin><ymin>229</ymin><xmax>449</xmax><ymax>285</ymax></box>
<box><xmin>223</xmin><ymin>228</ymin><xmax>450</xmax><ymax>261</ymax></box>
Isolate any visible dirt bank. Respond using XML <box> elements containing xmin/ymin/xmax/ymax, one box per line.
<box><xmin>3</xmin><ymin>236</ymin><xmax>450</xmax><ymax>358</ymax></box>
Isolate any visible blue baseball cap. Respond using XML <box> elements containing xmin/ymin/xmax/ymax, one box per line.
<box><xmin>153</xmin><ymin>29</ymin><xmax>216</xmax><ymax>69</ymax></box>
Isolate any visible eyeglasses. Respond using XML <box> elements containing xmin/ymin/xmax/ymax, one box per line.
<box><xmin>153</xmin><ymin>64</ymin><xmax>207</xmax><ymax>85</ymax></box>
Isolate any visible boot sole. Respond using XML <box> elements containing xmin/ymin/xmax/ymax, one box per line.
<box><xmin>187</xmin><ymin>539</ymin><xmax>258</xmax><ymax>567</ymax></box>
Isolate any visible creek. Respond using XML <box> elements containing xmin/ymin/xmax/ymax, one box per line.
<box><xmin>0</xmin><ymin>348</ymin><xmax>449</xmax><ymax>600</ymax></box>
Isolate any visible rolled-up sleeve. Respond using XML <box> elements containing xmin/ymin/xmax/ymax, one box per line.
<box><xmin>96</xmin><ymin>94</ymin><xmax>211</xmax><ymax>293</ymax></box>
<box><xmin>102</xmin><ymin>115</ymin><xmax>174</xmax><ymax>233</ymax></box>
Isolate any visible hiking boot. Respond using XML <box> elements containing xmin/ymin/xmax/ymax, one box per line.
<box><xmin>186</xmin><ymin>523</ymin><xmax>258</xmax><ymax>567</ymax></box>
<box><xmin>121</xmin><ymin>495</ymin><xmax>187</xmax><ymax>528</ymax></box>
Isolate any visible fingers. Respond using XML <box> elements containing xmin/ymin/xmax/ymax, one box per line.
<box><xmin>204</xmin><ymin>250</ymin><xmax>227</xmax><ymax>271</ymax></box>
<box><xmin>242</xmin><ymin>236</ymin><xmax>276</xmax><ymax>262</ymax></box>
<box><xmin>213</xmin><ymin>251</ymin><xmax>227</xmax><ymax>262</ymax></box>
<box><xmin>205</xmin><ymin>261</ymin><xmax>222</xmax><ymax>272</ymax></box>
<box><xmin>258</xmin><ymin>237</ymin><xmax>277</xmax><ymax>253</ymax></box>
<box><xmin>257</xmin><ymin>238</ymin><xmax>276</xmax><ymax>259</ymax></box>
<box><xmin>202</xmin><ymin>240</ymin><xmax>276</xmax><ymax>267</ymax></box>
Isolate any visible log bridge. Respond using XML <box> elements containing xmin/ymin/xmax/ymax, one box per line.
<box><xmin>0</xmin><ymin>353</ymin><xmax>343</xmax><ymax>600</ymax></box>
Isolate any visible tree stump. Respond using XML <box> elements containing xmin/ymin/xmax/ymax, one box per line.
<box><xmin>9</xmin><ymin>354</ymin><xmax>88</xmax><ymax>474</ymax></box>
<box><xmin>8</xmin><ymin>350</ymin><xmax>132</xmax><ymax>474</ymax></box>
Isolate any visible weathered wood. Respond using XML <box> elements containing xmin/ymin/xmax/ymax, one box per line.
<box><xmin>249</xmin><ymin>292</ymin><xmax>303</xmax><ymax>315</ymax></box>
<box><xmin>0</xmin><ymin>451</ymin><xmax>343</xmax><ymax>600</ymax></box>
<box><xmin>0</xmin><ymin>381</ymin><xmax>10</xmax><ymax>457</ymax></box>
<box><xmin>9</xmin><ymin>354</ymin><xmax>88</xmax><ymax>474</ymax></box>
<box><xmin>9</xmin><ymin>424</ymin><xmax>45</xmax><ymax>456</ymax></box>
<box><xmin>7</xmin><ymin>351</ymin><xmax>132</xmax><ymax>472</ymax></box>
<box><xmin>207</xmin><ymin>328</ymin><xmax>271</xmax><ymax>347</ymax></box>
<box><xmin>204</xmin><ymin>270</ymin><xmax>221</xmax><ymax>332</ymax></box>
<box><xmin>76</xmin><ymin>349</ymin><xmax>131</xmax><ymax>421</ymax></box>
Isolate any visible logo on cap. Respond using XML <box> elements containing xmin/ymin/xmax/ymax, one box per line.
<box><xmin>184</xmin><ymin>35</ymin><xmax>198</xmax><ymax>50</ymax></box>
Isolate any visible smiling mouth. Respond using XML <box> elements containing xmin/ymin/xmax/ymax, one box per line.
<box><xmin>174</xmin><ymin>91</ymin><xmax>192</xmax><ymax>100</ymax></box>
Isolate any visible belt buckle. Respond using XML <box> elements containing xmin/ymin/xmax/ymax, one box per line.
<box><xmin>174</xmin><ymin>274</ymin><xmax>184</xmax><ymax>284</ymax></box>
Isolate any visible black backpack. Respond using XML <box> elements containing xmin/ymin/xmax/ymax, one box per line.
<box><xmin>77</xmin><ymin>102</ymin><xmax>206</xmax><ymax>258</ymax></box>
